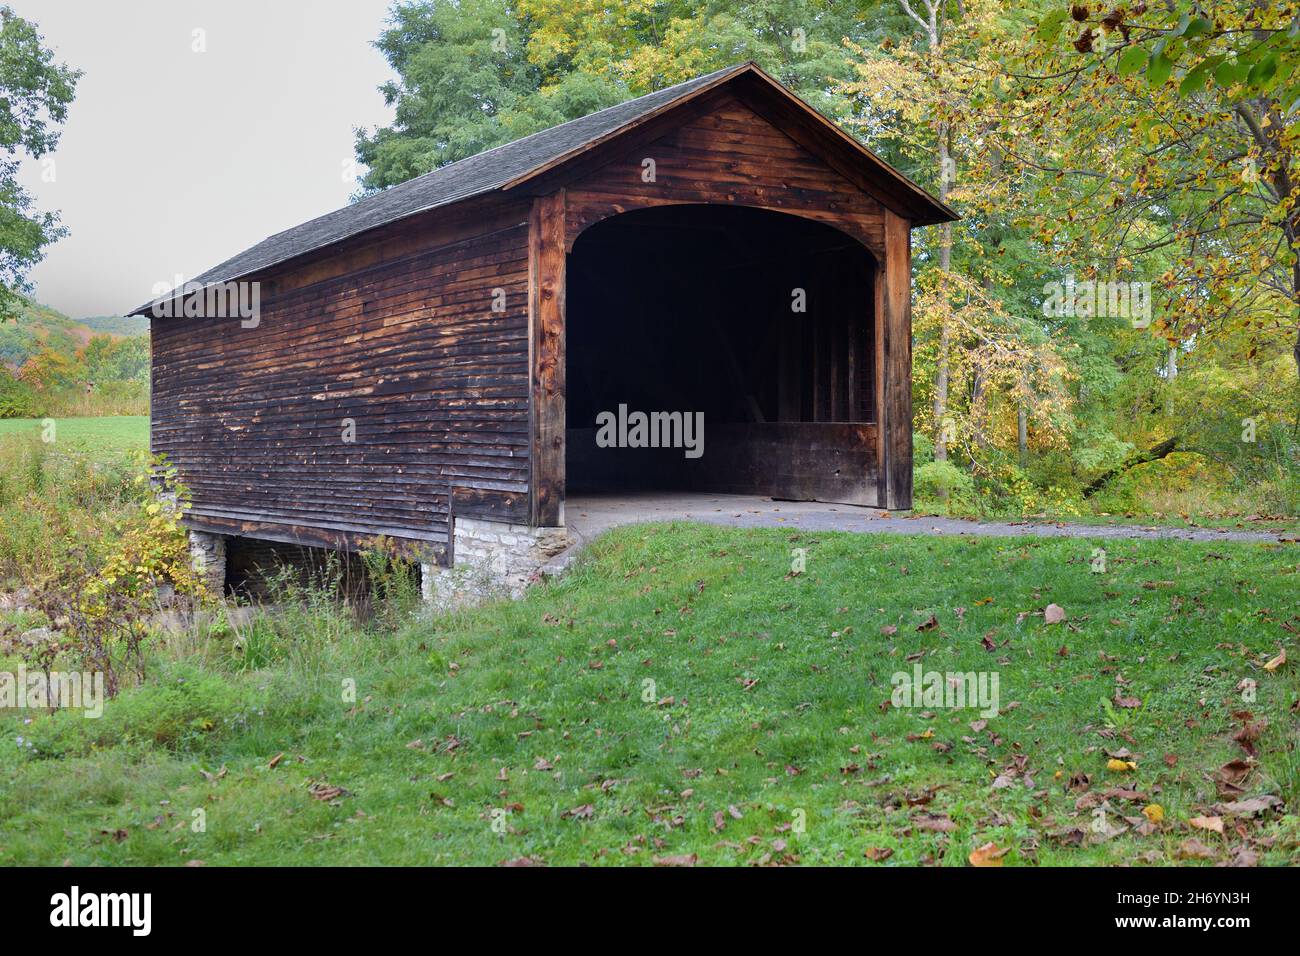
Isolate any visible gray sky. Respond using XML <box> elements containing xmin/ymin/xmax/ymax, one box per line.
<box><xmin>15</xmin><ymin>0</ymin><xmax>397</xmax><ymax>318</ymax></box>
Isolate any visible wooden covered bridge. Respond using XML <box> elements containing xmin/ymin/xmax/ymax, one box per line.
<box><xmin>134</xmin><ymin>62</ymin><xmax>956</xmax><ymax>591</ymax></box>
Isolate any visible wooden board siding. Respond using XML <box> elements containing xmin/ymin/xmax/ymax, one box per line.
<box><xmin>561</xmin><ymin>94</ymin><xmax>887</xmax><ymax>258</ymax></box>
<box><xmin>878</xmin><ymin>208</ymin><xmax>913</xmax><ymax>509</ymax></box>
<box><xmin>151</xmin><ymin>204</ymin><xmax>533</xmax><ymax>559</ymax></box>
<box><xmin>528</xmin><ymin>191</ymin><xmax>566</xmax><ymax>527</ymax></box>
<box><xmin>546</xmin><ymin>93</ymin><xmax>892</xmax><ymax>508</ymax></box>
<box><xmin>567</xmin><ymin>422</ymin><xmax>879</xmax><ymax>505</ymax></box>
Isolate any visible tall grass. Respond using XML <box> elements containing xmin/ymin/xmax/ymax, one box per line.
<box><xmin>0</xmin><ymin>433</ymin><xmax>145</xmax><ymax>584</ymax></box>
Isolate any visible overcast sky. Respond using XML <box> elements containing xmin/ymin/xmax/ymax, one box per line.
<box><xmin>15</xmin><ymin>0</ymin><xmax>398</xmax><ymax>318</ymax></box>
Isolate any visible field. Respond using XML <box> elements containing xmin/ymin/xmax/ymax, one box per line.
<box><xmin>0</xmin><ymin>416</ymin><xmax>147</xmax><ymax>458</ymax></box>
<box><xmin>0</xmin><ymin>418</ymin><xmax>1296</xmax><ymax>866</ymax></box>
<box><xmin>2</xmin><ymin>523</ymin><xmax>1297</xmax><ymax>866</ymax></box>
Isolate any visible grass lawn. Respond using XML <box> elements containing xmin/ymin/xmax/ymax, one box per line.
<box><xmin>0</xmin><ymin>416</ymin><xmax>147</xmax><ymax>458</ymax></box>
<box><xmin>1</xmin><ymin>522</ymin><xmax>1296</xmax><ymax>866</ymax></box>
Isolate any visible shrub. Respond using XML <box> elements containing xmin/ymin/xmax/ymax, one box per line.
<box><xmin>17</xmin><ymin>662</ymin><xmax>252</xmax><ymax>758</ymax></box>
<box><xmin>913</xmin><ymin>459</ymin><xmax>977</xmax><ymax>512</ymax></box>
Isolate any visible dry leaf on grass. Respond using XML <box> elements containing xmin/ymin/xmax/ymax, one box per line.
<box><xmin>1176</xmin><ymin>839</ymin><xmax>1217</xmax><ymax>860</ymax></box>
<box><xmin>968</xmin><ymin>842</ymin><xmax>1010</xmax><ymax>867</ymax></box>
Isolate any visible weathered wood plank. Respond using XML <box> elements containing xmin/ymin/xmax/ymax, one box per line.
<box><xmin>879</xmin><ymin>208</ymin><xmax>913</xmax><ymax>509</ymax></box>
<box><xmin>528</xmin><ymin>190</ymin><xmax>566</xmax><ymax>527</ymax></box>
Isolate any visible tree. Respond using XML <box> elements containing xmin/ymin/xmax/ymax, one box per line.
<box><xmin>1023</xmin><ymin>3</ymin><xmax>1300</xmax><ymax>394</ymax></box>
<box><xmin>842</xmin><ymin>2</ymin><xmax>1077</xmax><ymax>477</ymax></box>
<box><xmin>0</xmin><ymin>7</ymin><xmax>79</xmax><ymax>320</ymax></box>
<box><xmin>354</xmin><ymin>0</ymin><xmax>874</xmax><ymax>189</ymax></box>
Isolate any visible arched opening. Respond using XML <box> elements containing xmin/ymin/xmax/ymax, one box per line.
<box><xmin>565</xmin><ymin>203</ymin><xmax>879</xmax><ymax>505</ymax></box>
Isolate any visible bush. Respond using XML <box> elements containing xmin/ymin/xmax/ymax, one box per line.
<box><xmin>913</xmin><ymin>459</ymin><xmax>977</xmax><ymax>513</ymax></box>
<box><xmin>0</xmin><ymin>373</ymin><xmax>37</xmax><ymax>418</ymax></box>
<box><xmin>17</xmin><ymin>663</ymin><xmax>252</xmax><ymax>758</ymax></box>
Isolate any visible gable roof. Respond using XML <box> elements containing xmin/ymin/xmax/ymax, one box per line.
<box><xmin>132</xmin><ymin>62</ymin><xmax>956</xmax><ymax>316</ymax></box>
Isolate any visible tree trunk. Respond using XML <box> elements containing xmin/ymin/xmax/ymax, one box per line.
<box><xmin>1013</xmin><ymin>398</ymin><xmax>1024</xmax><ymax>468</ymax></box>
<box><xmin>1164</xmin><ymin>345</ymin><xmax>1178</xmax><ymax>417</ymax></box>
<box><xmin>932</xmin><ymin>126</ymin><xmax>953</xmax><ymax>466</ymax></box>
<box><xmin>1083</xmin><ymin>435</ymin><xmax>1181</xmax><ymax>497</ymax></box>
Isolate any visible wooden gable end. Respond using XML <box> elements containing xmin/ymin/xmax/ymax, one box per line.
<box><xmin>557</xmin><ymin>92</ymin><xmax>889</xmax><ymax>257</ymax></box>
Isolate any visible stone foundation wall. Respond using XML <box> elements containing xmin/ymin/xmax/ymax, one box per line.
<box><xmin>188</xmin><ymin>519</ymin><xmax>572</xmax><ymax>609</ymax></box>
<box><xmin>421</xmin><ymin>518</ymin><xmax>572</xmax><ymax>609</ymax></box>
<box><xmin>187</xmin><ymin>530</ymin><xmax>227</xmax><ymax>595</ymax></box>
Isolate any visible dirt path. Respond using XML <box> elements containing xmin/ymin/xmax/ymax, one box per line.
<box><xmin>563</xmin><ymin>492</ymin><xmax>1291</xmax><ymax>547</ymax></box>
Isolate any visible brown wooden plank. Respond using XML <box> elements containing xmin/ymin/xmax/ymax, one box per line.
<box><xmin>529</xmin><ymin>190</ymin><xmax>566</xmax><ymax>527</ymax></box>
<box><xmin>879</xmin><ymin>209</ymin><xmax>913</xmax><ymax>509</ymax></box>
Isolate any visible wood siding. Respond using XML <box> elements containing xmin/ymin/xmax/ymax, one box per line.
<box><xmin>544</xmin><ymin>92</ymin><xmax>892</xmax><ymax>508</ymax></box>
<box><xmin>561</xmin><ymin>93</ymin><xmax>887</xmax><ymax>258</ymax></box>
<box><xmin>151</xmin><ymin>202</ymin><xmax>533</xmax><ymax>558</ymax></box>
<box><xmin>151</xmin><ymin>76</ymin><xmax>927</xmax><ymax>559</ymax></box>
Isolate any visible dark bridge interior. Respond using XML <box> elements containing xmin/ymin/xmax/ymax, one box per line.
<box><xmin>565</xmin><ymin>203</ymin><xmax>880</xmax><ymax>504</ymax></box>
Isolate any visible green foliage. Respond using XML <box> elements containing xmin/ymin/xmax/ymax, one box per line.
<box><xmin>914</xmin><ymin>459</ymin><xmax>977</xmax><ymax>512</ymax></box>
<box><xmin>0</xmin><ymin>431</ymin><xmax>145</xmax><ymax>583</ymax></box>
<box><xmin>0</xmin><ymin>298</ymin><xmax>148</xmax><ymax>418</ymax></box>
<box><xmin>355</xmin><ymin>0</ymin><xmax>869</xmax><ymax>187</ymax></box>
<box><xmin>0</xmin><ymin>7</ymin><xmax>79</xmax><ymax>319</ymax></box>
<box><xmin>19</xmin><ymin>663</ymin><xmax>251</xmax><ymax>758</ymax></box>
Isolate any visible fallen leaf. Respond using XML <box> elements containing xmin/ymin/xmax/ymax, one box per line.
<box><xmin>1214</xmin><ymin>759</ymin><xmax>1253</xmax><ymax>798</ymax></box>
<box><xmin>968</xmin><ymin>841</ymin><xmax>1010</xmax><ymax>867</ymax></box>
<box><xmin>309</xmin><ymin>784</ymin><xmax>346</xmax><ymax>802</ymax></box>
<box><xmin>1188</xmin><ymin>815</ymin><xmax>1224</xmax><ymax>834</ymax></box>
<box><xmin>1264</xmin><ymin>648</ymin><xmax>1287</xmax><ymax>672</ymax></box>
<box><xmin>913</xmin><ymin>813</ymin><xmax>957</xmax><ymax>832</ymax></box>
<box><xmin>1106</xmin><ymin>758</ymin><xmax>1137</xmax><ymax>772</ymax></box>
<box><xmin>1044</xmin><ymin>604</ymin><xmax>1065</xmax><ymax>625</ymax></box>
<box><xmin>864</xmin><ymin>846</ymin><xmax>894</xmax><ymax>861</ymax></box>
<box><xmin>1141</xmin><ymin>804</ymin><xmax>1165</xmax><ymax>824</ymax></box>
<box><xmin>652</xmin><ymin>854</ymin><xmax>697</xmax><ymax>867</ymax></box>
<box><xmin>1228</xmin><ymin>847</ymin><xmax>1260</xmax><ymax>868</ymax></box>
<box><xmin>1218</xmin><ymin>796</ymin><xmax>1281</xmax><ymax>816</ymax></box>
<box><xmin>267</xmin><ymin>752</ymin><xmax>284</xmax><ymax>770</ymax></box>
<box><xmin>1176</xmin><ymin>838</ymin><xmax>1217</xmax><ymax>860</ymax></box>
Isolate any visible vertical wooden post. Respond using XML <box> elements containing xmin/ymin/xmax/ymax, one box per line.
<box><xmin>529</xmin><ymin>190</ymin><xmax>567</xmax><ymax>527</ymax></box>
<box><xmin>877</xmin><ymin>209</ymin><xmax>913</xmax><ymax>510</ymax></box>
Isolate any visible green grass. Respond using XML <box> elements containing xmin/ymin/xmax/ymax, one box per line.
<box><xmin>909</xmin><ymin>505</ymin><xmax>1300</xmax><ymax>536</ymax></box>
<box><xmin>0</xmin><ymin>416</ymin><xmax>147</xmax><ymax>458</ymax></box>
<box><xmin>2</xmin><ymin>523</ymin><xmax>1297</xmax><ymax>866</ymax></box>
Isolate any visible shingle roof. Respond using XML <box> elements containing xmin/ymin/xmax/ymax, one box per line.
<box><xmin>133</xmin><ymin>62</ymin><xmax>954</xmax><ymax>316</ymax></box>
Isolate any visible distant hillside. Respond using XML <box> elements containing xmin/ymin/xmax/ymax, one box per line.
<box><xmin>0</xmin><ymin>299</ymin><xmax>146</xmax><ymax>371</ymax></box>
<box><xmin>81</xmin><ymin>314</ymin><xmax>149</xmax><ymax>336</ymax></box>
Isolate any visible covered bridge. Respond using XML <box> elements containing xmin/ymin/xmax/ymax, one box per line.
<box><xmin>133</xmin><ymin>62</ymin><xmax>956</xmax><ymax>594</ymax></box>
